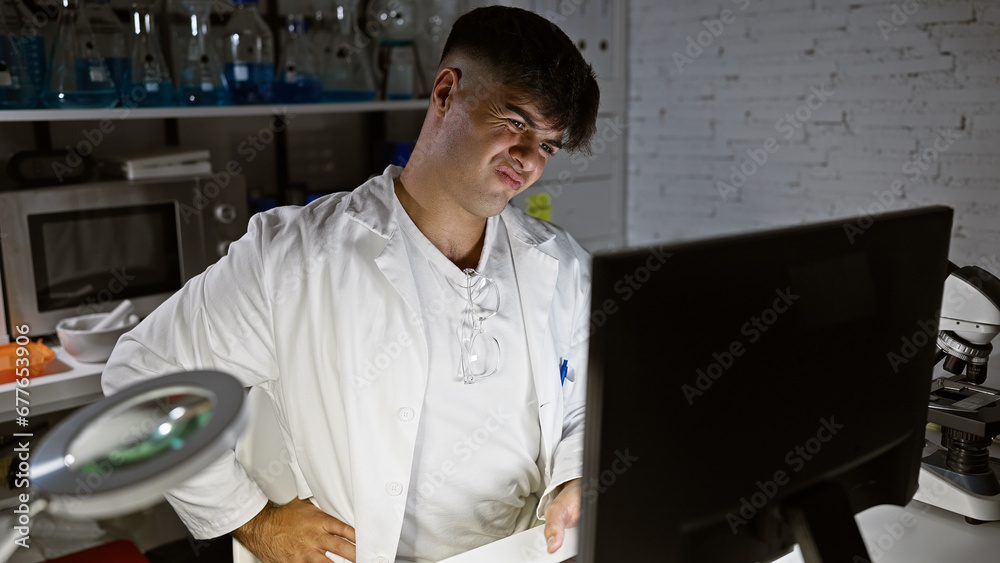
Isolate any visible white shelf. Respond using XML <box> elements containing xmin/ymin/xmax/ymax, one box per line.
<box><xmin>0</xmin><ymin>99</ymin><xmax>429</xmax><ymax>122</ymax></box>
<box><xmin>0</xmin><ymin>346</ymin><xmax>104</xmax><ymax>423</ymax></box>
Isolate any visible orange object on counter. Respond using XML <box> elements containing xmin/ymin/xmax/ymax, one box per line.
<box><xmin>0</xmin><ymin>339</ymin><xmax>56</xmax><ymax>384</ymax></box>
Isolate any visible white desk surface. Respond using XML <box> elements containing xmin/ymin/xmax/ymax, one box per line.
<box><xmin>775</xmin><ymin>499</ymin><xmax>1000</xmax><ymax>563</ymax></box>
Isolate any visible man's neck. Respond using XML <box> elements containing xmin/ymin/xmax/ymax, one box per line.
<box><xmin>394</xmin><ymin>174</ymin><xmax>488</xmax><ymax>271</ymax></box>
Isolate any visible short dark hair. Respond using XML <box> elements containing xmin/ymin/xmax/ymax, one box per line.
<box><xmin>440</xmin><ymin>6</ymin><xmax>601</xmax><ymax>155</ymax></box>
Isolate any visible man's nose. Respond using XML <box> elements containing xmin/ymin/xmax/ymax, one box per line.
<box><xmin>509</xmin><ymin>139</ymin><xmax>541</xmax><ymax>174</ymax></box>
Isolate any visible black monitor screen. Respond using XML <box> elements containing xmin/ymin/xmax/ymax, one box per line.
<box><xmin>579</xmin><ymin>206</ymin><xmax>954</xmax><ymax>562</ymax></box>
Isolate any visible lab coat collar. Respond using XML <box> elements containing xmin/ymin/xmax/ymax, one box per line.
<box><xmin>344</xmin><ymin>164</ymin><xmax>558</xmax><ymax>249</ymax></box>
<box><xmin>500</xmin><ymin>203</ymin><xmax>557</xmax><ymax>248</ymax></box>
<box><xmin>344</xmin><ymin>165</ymin><xmax>403</xmax><ymax>239</ymax></box>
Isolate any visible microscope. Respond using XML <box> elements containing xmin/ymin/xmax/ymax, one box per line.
<box><xmin>914</xmin><ymin>264</ymin><xmax>1000</xmax><ymax>523</ymax></box>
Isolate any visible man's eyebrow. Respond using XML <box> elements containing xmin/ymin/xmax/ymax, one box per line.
<box><xmin>506</xmin><ymin>104</ymin><xmax>564</xmax><ymax>150</ymax></box>
<box><xmin>506</xmin><ymin>104</ymin><xmax>539</xmax><ymax>129</ymax></box>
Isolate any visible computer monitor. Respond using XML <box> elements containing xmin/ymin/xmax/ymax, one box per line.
<box><xmin>578</xmin><ymin>206</ymin><xmax>954</xmax><ymax>562</ymax></box>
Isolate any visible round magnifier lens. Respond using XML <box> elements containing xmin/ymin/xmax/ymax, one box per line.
<box><xmin>66</xmin><ymin>390</ymin><xmax>216</xmax><ymax>475</ymax></box>
<box><xmin>30</xmin><ymin>370</ymin><xmax>246</xmax><ymax>520</ymax></box>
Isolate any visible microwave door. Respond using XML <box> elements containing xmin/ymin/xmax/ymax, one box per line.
<box><xmin>0</xmin><ymin>178</ymin><xmax>237</xmax><ymax>338</ymax></box>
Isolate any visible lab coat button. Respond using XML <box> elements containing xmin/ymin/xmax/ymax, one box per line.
<box><xmin>375</xmin><ymin>557</ymin><xmax>389</xmax><ymax>563</ymax></box>
<box><xmin>385</xmin><ymin>481</ymin><xmax>403</xmax><ymax>496</ymax></box>
<box><xmin>398</xmin><ymin>407</ymin><xmax>414</xmax><ymax>422</ymax></box>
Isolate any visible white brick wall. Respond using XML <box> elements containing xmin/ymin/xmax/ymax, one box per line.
<box><xmin>627</xmin><ymin>0</ymin><xmax>1000</xmax><ymax>270</ymax></box>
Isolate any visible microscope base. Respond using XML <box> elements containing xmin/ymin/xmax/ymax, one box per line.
<box><xmin>915</xmin><ymin>456</ymin><xmax>1000</xmax><ymax>522</ymax></box>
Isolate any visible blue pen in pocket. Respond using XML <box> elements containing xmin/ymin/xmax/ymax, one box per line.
<box><xmin>560</xmin><ymin>358</ymin><xmax>568</xmax><ymax>385</ymax></box>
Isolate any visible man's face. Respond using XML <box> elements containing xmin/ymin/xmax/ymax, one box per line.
<box><xmin>436</xmin><ymin>76</ymin><xmax>565</xmax><ymax>219</ymax></box>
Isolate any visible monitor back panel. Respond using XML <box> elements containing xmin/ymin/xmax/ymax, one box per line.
<box><xmin>580</xmin><ymin>206</ymin><xmax>954</xmax><ymax>562</ymax></box>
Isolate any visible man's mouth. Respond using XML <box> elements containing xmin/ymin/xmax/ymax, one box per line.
<box><xmin>494</xmin><ymin>165</ymin><xmax>525</xmax><ymax>190</ymax></box>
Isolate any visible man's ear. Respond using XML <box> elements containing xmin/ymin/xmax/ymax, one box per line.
<box><xmin>431</xmin><ymin>67</ymin><xmax>460</xmax><ymax>117</ymax></box>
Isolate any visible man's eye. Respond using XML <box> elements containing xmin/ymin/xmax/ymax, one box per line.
<box><xmin>541</xmin><ymin>143</ymin><xmax>554</xmax><ymax>155</ymax></box>
<box><xmin>508</xmin><ymin>119</ymin><xmax>525</xmax><ymax>130</ymax></box>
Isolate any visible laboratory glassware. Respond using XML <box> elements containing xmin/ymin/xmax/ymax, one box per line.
<box><xmin>368</xmin><ymin>0</ymin><xmax>422</xmax><ymax>100</ymax></box>
<box><xmin>82</xmin><ymin>0</ymin><xmax>129</xmax><ymax>104</ymax></box>
<box><xmin>176</xmin><ymin>0</ymin><xmax>228</xmax><ymax>106</ymax></box>
<box><xmin>0</xmin><ymin>0</ymin><xmax>41</xmax><ymax>108</ymax></box>
<box><xmin>272</xmin><ymin>13</ymin><xmax>320</xmax><ymax>104</ymax></box>
<box><xmin>126</xmin><ymin>0</ymin><xmax>175</xmax><ymax>106</ymax></box>
<box><xmin>223</xmin><ymin>0</ymin><xmax>273</xmax><ymax>104</ymax></box>
<box><xmin>319</xmin><ymin>0</ymin><xmax>375</xmax><ymax>102</ymax></box>
<box><xmin>42</xmin><ymin>0</ymin><xmax>119</xmax><ymax>109</ymax></box>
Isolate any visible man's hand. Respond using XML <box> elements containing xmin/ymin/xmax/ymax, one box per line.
<box><xmin>543</xmin><ymin>479</ymin><xmax>581</xmax><ymax>554</ymax></box>
<box><xmin>232</xmin><ymin>497</ymin><xmax>357</xmax><ymax>562</ymax></box>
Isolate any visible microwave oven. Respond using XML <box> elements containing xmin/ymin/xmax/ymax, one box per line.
<box><xmin>0</xmin><ymin>176</ymin><xmax>248</xmax><ymax>342</ymax></box>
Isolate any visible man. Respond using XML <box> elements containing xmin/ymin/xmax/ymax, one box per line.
<box><xmin>103</xmin><ymin>6</ymin><xmax>600</xmax><ymax>563</ymax></box>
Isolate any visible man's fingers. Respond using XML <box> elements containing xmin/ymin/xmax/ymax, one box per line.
<box><xmin>322</xmin><ymin>516</ymin><xmax>357</xmax><ymax>544</ymax></box>
<box><xmin>545</xmin><ymin>480</ymin><xmax>582</xmax><ymax>553</ymax></box>
<box><xmin>544</xmin><ymin>503</ymin><xmax>569</xmax><ymax>553</ymax></box>
<box><xmin>318</xmin><ymin>535</ymin><xmax>357</xmax><ymax>562</ymax></box>
<box><xmin>545</xmin><ymin>526</ymin><xmax>565</xmax><ymax>553</ymax></box>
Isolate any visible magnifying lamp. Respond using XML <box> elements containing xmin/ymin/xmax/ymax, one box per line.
<box><xmin>0</xmin><ymin>370</ymin><xmax>248</xmax><ymax>562</ymax></box>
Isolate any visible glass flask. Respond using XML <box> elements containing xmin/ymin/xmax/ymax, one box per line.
<box><xmin>319</xmin><ymin>0</ymin><xmax>374</xmax><ymax>102</ymax></box>
<box><xmin>382</xmin><ymin>39</ymin><xmax>414</xmax><ymax>100</ymax></box>
<box><xmin>177</xmin><ymin>0</ymin><xmax>228</xmax><ymax>106</ymax></box>
<box><xmin>368</xmin><ymin>0</ymin><xmax>421</xmax><ymax>100</ymax></box>
<box><xmin>418</xmin><ymin>0</ymin><xmax>458</xmax><ymax>90</ymax></box>
<box><xmin>369</xmin><ymin>0</ymin><xmax>417</xmax><ymax>42</ymax></box>
<box><xmin>272</xmin><ymin>14</ymin><xmax>320</xmax><ymax>104</ymax></box>
<box><xmin>310</xmin><ymin>0</ymin><xmax>333</xmax><ymax>77</ymax></box>
<box><xmin>0</xmin><ymin>0</ymin><xmax>41</xmax><ymax>109</ymax></box>
<box><xmin>82</xmin><ymin>0</ymin><xmax>128</xmax><ymax>103</ymax></box>
<box><xmin>126</xmin><ymin>0</ymin><xmax>175</xmax><ymax>106</ymax></box>
<box><xmin>223</xmin><ymin>0</ymin><xmax>273</xmax><ymax>104</ymax></box>
<box><xmin>41</xmin><ymin>0</ymin><xmax>119</xmax><ymax>109</ymax></box>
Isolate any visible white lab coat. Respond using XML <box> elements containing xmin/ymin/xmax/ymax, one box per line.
<box><xmin>102</xmin><ymin>165</ymin><xmax>592</xmax><ymax>563</ymax></box>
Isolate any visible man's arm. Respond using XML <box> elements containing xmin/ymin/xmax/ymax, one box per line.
<box><xmin>103</xmin><ymin>213</ymin><xmax>279</xmax><ymax>539</ymax></box>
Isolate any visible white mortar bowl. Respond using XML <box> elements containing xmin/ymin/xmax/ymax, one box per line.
<box><xmin>56</xmin><ymin>313</ymin><xmax>140</xmax><ymax>363</ymax></box>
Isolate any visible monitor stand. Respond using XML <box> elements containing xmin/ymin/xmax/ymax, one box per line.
<box><xmin>784</xmin><ymin>483</ymin><xmax>872</xmax><ymax>562</ymax></box>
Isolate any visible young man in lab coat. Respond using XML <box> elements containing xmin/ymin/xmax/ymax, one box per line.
<box><xmin>103</xmin><ymin>6</ymin><xmax>600</xmax><ymax>563</ymax></box>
